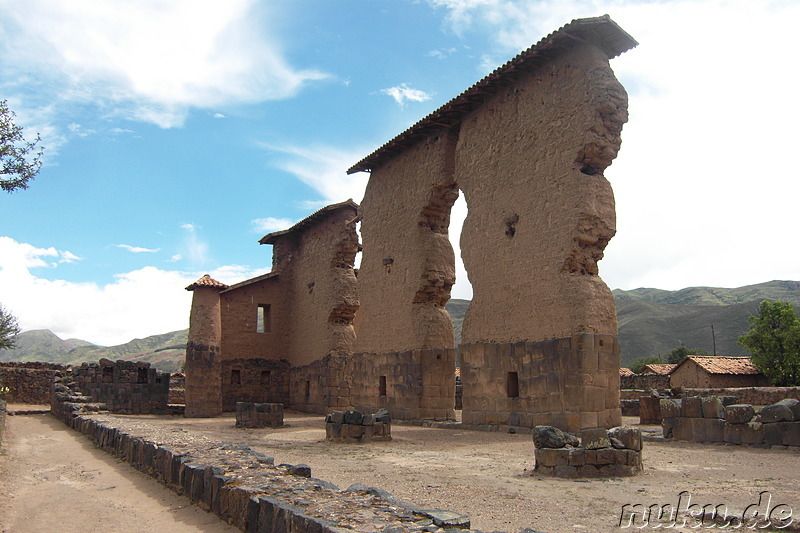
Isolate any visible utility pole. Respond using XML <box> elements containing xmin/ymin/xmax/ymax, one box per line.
<box><xmin>711</xmin><ymin>324</ymin><xmax>717</xmax><ymax>356</ymax></box>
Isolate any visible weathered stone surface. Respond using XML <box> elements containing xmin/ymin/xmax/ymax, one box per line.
<box><xmin>759</xmin><ymin>401</ymin><xmax>796</xmax><ymax>423</ymax></box>
<box><xmin>682</xmin><ymin>397</ymin><xmax>703</xmax><ymax>418</ymax></box>
<box><xmin>581</xmin><ymin>428</ymin><xmax>611</xmax><ymax>449</ymax></box>
<box><xmin>608</xmin><ymin>426</ymin><xmax>642</xmax><ymax>451</ymax></box>
<box><xmin>725</xmin><ymin>404</ymin><xmax>756</xmax><ymax>424</ymax></box>
<box><xmin>701</xmin><ymin>396</ymin><xmax>725</xmax><ymax>419</ymax></box>
<box><xmin>532</xmin><ymin>425</ymin><xmax>571</xmax><ymax>449</ymax></box>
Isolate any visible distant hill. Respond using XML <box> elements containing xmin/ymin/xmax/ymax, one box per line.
<box><xmin>2</xmin><ymin>281</ymin><xmax>797</xmax><ymax>373</ymax></box>
<box><xmin>614</xmin><ymin>280</ymin><xmax>800</xmax><ymax>367</ymax></box>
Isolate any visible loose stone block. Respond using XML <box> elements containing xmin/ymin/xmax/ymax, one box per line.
<box><xmin>725</xmin><ymin>404</ymin><xmax>756</xmax><ymax>424</ymax></box>
<box><xmin>701</xmin><ymin>396</ymin><xmax>725</xmax><ymax>419</ymax></box>
<box><xmin>581</xmin><ymin>428</ymin><xmax>611</xmax><ymax>449</ymax></box>
<box><xmin>608</xmin><ymin>426</ymin><xmax>642</xmax><ymax>451</ymax></box>
<box><xmin>759</xmin><ymin>401</ymin><xmax>795</xmax><ymax>423</ymax></box>
<box><xmin>682</xmin><ymin>397</ymin><xmax>703</xmax><ymax>418</ymax></box>
<box><xmin>659</xmin><ymin>398</ymin><xmax>681</xmax><ymax>419</ymax></box>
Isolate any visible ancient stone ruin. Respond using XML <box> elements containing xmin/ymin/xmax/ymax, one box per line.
<box><xmin>184</xmin><ymin>15</ymin><xmax>638</xmax><ymax>433</ymax></box>
<box><xmin>532</xmin><ymin>425</ymin><xmax>643</xmax><ymax>478</ymax></box>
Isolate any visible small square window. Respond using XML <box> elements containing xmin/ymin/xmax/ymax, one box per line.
<box><xmin>231</xmin><ymin>369</ymin><xmax>241</xmax><ymax>385</ymax></box>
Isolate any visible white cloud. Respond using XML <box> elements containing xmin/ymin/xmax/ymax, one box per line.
<box><xmin>428</xmin><ymin>47</ymin><xmax>458</xmax><ymax>59</ymax></box>
<box><xmin>116</xmin><ymin>244</ymin><xmax>160</xmax><ymax>254</ymax></box>
<box><xmin>0</xmin><ymin>0</ymin><xmax>328</xmax><ymax>129</ymax></box>
<box><xmin>251</xmin><ymin>217</ymin><xmax>295</xmax><ymax>233</ymax></box>
<box><xmin>213</xmin><ymin>113</ymin><xmax>226</xmax><ymax>119</ymax></box>
<box><xmin>0</xmin><ymin>236</ymin><xmax>267</xmax><ymax>345</ymax></box>
<box><xmin>259</xmin><ymin>143</ymin><xmax>371</xmax><ymax>205</ymax></box>
<box><xmin>179</xmin><ymin>223</ymin><xmax>210</xmax><ymax>265</ymax></box>
<box><xmin>380</xmin><ymin>84</ymin><xmax>433</xmax><ymax>106</ymax></box>
<box><xmin>427</xmin><ymin>0</ymin><xmax>800</xmax><ymax>291</ymax></box>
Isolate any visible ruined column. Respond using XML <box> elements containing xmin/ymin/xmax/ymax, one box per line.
<box><xmin>184</xmin><ymin>274</ymin><xmax>227</xmax><ymax>417</ymax></box>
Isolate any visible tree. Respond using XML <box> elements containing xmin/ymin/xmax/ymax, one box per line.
<box><xmin>0</xmin><ymin>303</ymin><xmax>21</xmax><ymax>350</ymax></box>
<box><xmin>664</xmin><ymin>345</ymin><xmax>709</xmax><ymax>364</ymax></box>
<box><xmin>1</xmin><ymin>100</ymin><xmax>43</xmax><ymax>192</ymax></box>
<box><xmin>629</xmin><ymin>356</ymin><xmax>664</xmax><ymax>374</ymax></box>
<box><xmin>738</xmin><ymin>300</ymin><xmax>800</xmax><ymax>386</ymax></box>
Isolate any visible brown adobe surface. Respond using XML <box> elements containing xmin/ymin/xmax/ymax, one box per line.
<box><xmin>9</xmin><ymin>410</ymin><xmax>794</xmax><ymax>533</ymax></box>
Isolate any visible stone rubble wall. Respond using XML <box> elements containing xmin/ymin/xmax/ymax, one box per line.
<box><xmin>460</xmin><ymin>335</ymin><xmax>621</xmax><ymax>433</ymax></box>
<box><xmin>661</xmin><ymin>396</ymin><xmax>800</xmax><ymax>449</ymax></box>
<box><xmin>55</xmin><ymin>360</ymin><xmax>170</xmax><ymax>415</ymax></box>
<box><xmin>0</xmin><ymin>362</ymin><xmax>68</xmax><ymax>404</ymax></box>
<box><xmin>325</xmin><ymin>408</ymin><xmax>392</xmax><ymax>443</ymax></box>
<box><xmin>620</xmin><ymin>374</ymin><xmax>670</xmax><ymax>390</ymax></box>
<box><xmin>532</xmin><ymin>425</ymin><xmax>643</xmax><ymax>478</ymax></box>
<box><xmin>235</xmin><ymin>402</ymin><xmax>283</xmax><ymax>429</ymax></box>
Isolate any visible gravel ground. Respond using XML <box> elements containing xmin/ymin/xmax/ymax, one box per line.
<box><xmin>54</xmin><ymin>411</ymin><xmax>800</xmax><ymax>533</ymax></box>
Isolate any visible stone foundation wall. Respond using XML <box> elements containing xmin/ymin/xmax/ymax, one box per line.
<box><xmin>0</xmin><ymin>362</ymin><xmax>67</xmax><ymax>404</ymax></box>
<box><xmin>325</xmin><ymin>409</ymin><xmax>391</xmax><ymax>443</ymax></box>
<box><xmin>460</xmin><ymin>335</ymin><xmax>620</xmax><ymax>433</ymax></box>
<box><xmin>661</xmin><ymin>396</ymin><xmax>800</xmax><ymax>449</ymax></box>
<box><xmin>532</xmin><ymin>425</ymin><xmax>642</xmax><ymax>478</ymax></box>
<box><xmin>66</xmin><ymin>360</ymin><xmax>169</xmax><ymax>414</ymax></box>
<box><xmin>169</xmin><ymin>373</ymin><xmax>185</xmax><ymax>404</ymax></box>
<box><xmin>222</xmin><ymin>359</ymin><xmax>290</xmax><ymax>412</ymax></box>
<box><xmin>235</xmin><ymin>402</ymin><xmax>284</xmax><ymax>428</ymax></box>
<box><xmin>289</xmin><ymin>349</ymin><xmax>456</xmax><ymax>421</ymax></box>
<box><xmin>680</xmin><ymin>387</ymin><xmax>800</xmax><ymax>406</ymax></box>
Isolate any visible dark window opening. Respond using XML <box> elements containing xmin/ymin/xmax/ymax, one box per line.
<box><xmin>304</xmin><ymin>380</ymin><xmax>311</xmax><ymax>398</ymax></box>
<box><xmin>261</xmin><ymin>370</ymin><xmax>271</xmax><ymax>385</ymax></box>
<box><xmin>231</xmin><ymin>369</ymin><xmax>241</xmax><ymax>385</ymax></box>
<box><xmin>137</xmin><ymin>368</ymin><xmax>148</xmax><ymax>384</ymax></box>
<box><xmin>257</xmin><ymin>304</ymin><xmax>272</xmax><ymax>333</ymax></box>
<box><xmin>379</xmin><ymin>375</ymin><xmax>387</xmax><ymax>396</ymax></box>
<box><xmin>507</xmin><ymin>371</ymin><xmax>519</xmax><ymax>398</ymax></box>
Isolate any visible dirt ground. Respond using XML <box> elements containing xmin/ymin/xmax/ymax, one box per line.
<box><xmin>16</xmin><ymin>409</ymin><xmax>794</xmax><ymax>533</ymax></box>
<box><xmin>0</xmin><ymin>412</ymin><xmax>238</xmax><ymax>533</ymax></box>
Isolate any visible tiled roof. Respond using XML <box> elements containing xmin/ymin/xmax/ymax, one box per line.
<box><xmin>681</xmin><ymin>355</ymin><xmax>762</xmax><ymax>376</ymax></box>
<box><xmin>619</xmin><ymin>367</ymin><xmax>635</xmax><ymax>377</ymax></box>
<box><xmin>642</xmin><ymin>363</ymin><xmax>677</xmax><ymax>375</ymax></box>
<box><xmin>347</xmin><ymin>15</ymin><xmax>637</xmax><ymax>175</ymax></box>
<box><xmin>259</xmin><ymin>200</ymin><xmax>359</xmax><ymax>245</ymax></box>
<box><xmin>222</xmin><ymin>271</ymin><xmax>279</xmax><ymax>293</ymax></box>
<box><xmin>185</xmin><ymin>274</ymin><xmax>228</xmax><ymax>291</ymax></box>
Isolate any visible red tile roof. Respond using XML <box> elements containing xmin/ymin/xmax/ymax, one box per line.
<box><xmin>347</xmin><ymin>15</ymin><xmax>637</xmax><ymax>175</ymax></box>
<box><xmin>681</xmin><ymin>355</ymin><xmax>761</xmax><ymax>376</ymax></box>
<box><xmin>185</xmin><ymin>274</ymin><xmax>229</xmax><ymax>291</ymax></box>
<box><xmin>642</xmin><ymin>363</ymin><xmax>677</xmax><ymax>375</ymax></box>
<box><xmin>619</xmin><ymin>367</ymin><xmax>635</xmax><ymax>377</ymax></box>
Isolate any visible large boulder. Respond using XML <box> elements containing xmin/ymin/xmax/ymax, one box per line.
<box><xmin>532</xmin><ymin>426</ymin><xmax>577</xmax><ymax>449</ymax></box>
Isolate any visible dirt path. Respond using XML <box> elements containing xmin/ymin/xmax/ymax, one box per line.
<box><xmin>0</xmin><ymin>414</ymin><xmax>238</xmax><ymax>533</ymax></box>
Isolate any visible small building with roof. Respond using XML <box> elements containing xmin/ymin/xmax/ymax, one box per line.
<box><xmin>669</xmin><ymin>355</ymin><xmax>770</xmax><ymax>389</ymax></box>
<box><xmin>641</xmin><ymin>363</ymin><xmax>677</xmax><ymax>375</ymax></box>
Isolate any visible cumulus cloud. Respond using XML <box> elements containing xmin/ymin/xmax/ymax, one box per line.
<box><xmin>251</xmin><ymin>217</ymin><xmax>295</xmax><ymax>233</ymax></box>
<box><xmin>116</xmin><ymin>244</ymin><xmax>160</xmax><ymax>254</ymax></box>
<box><xmin>0</xmin><ymin>236</ymin><xmax>266</xmax><ymax>345</ymax></box>
<box><xmin>380</xmin><ymin>84</ymin><xmax>433</xmax><ymax>106</ymax></box>
<box><xmin>0</xmin><ymin>0</ymin><xmax>327</xmax><ymax>129</ymax></box>
<box><xmin>259</xmin><ymin>143</ymin><xmax>371</xmax><ymax>205</ymax></box>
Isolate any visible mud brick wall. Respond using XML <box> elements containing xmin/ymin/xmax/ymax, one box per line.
<box><xmin>460</xmin><ymin>334</ymin><xmax>621</xmax><ymax>433</ymax></box>
<box><xmin>325</xmin><ymin>409</ymin><xmax>391</xmax><ymax>443</ymax></box>
<box><xmin>288</xmin><ymin>349</ymin><xmax>456</xmax><ymax>421</ymax></box>
<box><xmin>71</xmin><ymin>360</ymin><xmax>169</xmax><ymax>414</ymax></box>
<box><xmin>0</xmin><ymin>362</ymin><xmax>67</xmax><ymax>404</ymax></box>
<box><xmin>221</xmin><ymin>358</ymin><xmax>290</xmax><ymax>412</ymax></box>
<box><xmin>235</xmin><ymin>402</ymin><xmax>283</xmax><ymax>428</ymax></box>
<box><xmin>661</xmin><ymin>396</ymin><xmax>800</xmax><ymax>449</ymax></box>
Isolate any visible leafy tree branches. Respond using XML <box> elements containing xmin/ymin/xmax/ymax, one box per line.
<box><xmin>1</xmin><ymin>100</ymin><xmax>43</xmax><ymax>192</ymax></box>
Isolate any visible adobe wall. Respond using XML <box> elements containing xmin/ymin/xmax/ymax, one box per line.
<box><xmin>670</xmin><ymin>364</ymin><xmax>770</xmax><ymax>388</ymax></box>
<box><xmin>458</xmin><ymin>44</ymin><xmax>622</xmax><ymax>344</ymax></box>
<box><xmin>620</xmin><ymin>374</ymin><xmax>671</xmax><ymax>390</ymax></box>
<box><xmin>0</xmin><ymin>362</ymin><xmax>67</xmax><ymax>404</ymax></box>
<box><xmin>220</xmin><ymin>276</ymin><xmax>289</xmax><ymax>362</ymax></box>
<box><xmin>355</xmin><ymin>134</ymin><xmax>457</xmax><ymax>353</ymax></box>
<box><xmin>185</xmin><ymin>285</ymin><xmax>224</xmax><ymax>417</ymax></box>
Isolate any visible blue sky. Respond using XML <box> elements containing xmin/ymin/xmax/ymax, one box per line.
<box><xmin>1</xmin><ymin>0</ymin><xmax>799</xmax><ymax>345</ymax></box>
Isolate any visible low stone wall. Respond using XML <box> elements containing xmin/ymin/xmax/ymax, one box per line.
<box><xmin>169</xmin><ymin>372</ymin><xmax>185</xmax><ymax>405</ymax></box>
<box><xmin>532</xmin><ymin>425</ymin><xmax>643</xmax><ymax>478</ymax></box>
<box><xmin>49</xmin><ymin>393</ymin><xmax>475</xmax><ymax>532</ymax></box>
<box><xmin>325</xmin><ymin>408</ymin><xmax>391</xmax><ymax>443</ymax></box>
<box><xmin>222</xmin><ymin>359</ymin><xmax>290</xmax><ymax>412</ymax></box>
<box><xmin>661</xmin><ymin>396</ymin><xmax>800</xmax><ymax>449</ymax></box>
<box><xmin>460</xmin><ymin>335</ymin><xmax>621</xmax><ymax>433</ymax></box>
<box><xmin>53</xmin><ymin>360</ymin><xmax>170</xmax><ymax>415</ymax></box>
<box><xmin>620</xmin><ymin>374</ymin><xmax>670</xmax><ymax>390</ymax></box>
<box><xmin>235</xmin><ymin>402</ymin><xmax>283</xmax><ymax>428</ymax></box>
<box><xmin>680</xmin><ymin>387</ymin><xmax>800</xmax><ymax>406</ymax></box>
<box><xmin>620</xmin><ymin>399</ymin><xmax>639</xmax><ymax>416</ymax></box>
<box><xmin>0</xmin><ymin>362</ymin><xmax>67</xmax><ymax>404</ymax></box>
